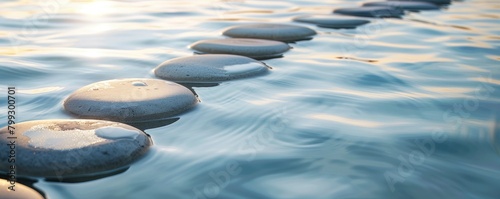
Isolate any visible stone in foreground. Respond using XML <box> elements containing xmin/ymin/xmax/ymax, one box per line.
<box><xmin>333</xmin><ymin>6</ymin><xmax>404</xmax><ymax>18</ymax></box>
<box><xmin>154</xmin><ymin>54</ymin><xmax>270</xmax><ymax>83</ymax></box>
<box><xmin>64</xmin><ymin>78</ymin><xmax>197</xmax><ymax>122</ymax></box>
<box><xmin>363</xmin><ymin>1</ymin><xmax>440</xmax><ymax>11</ymax></box>
<box><xmin>189</xmin><ymin>38</ymin><xmax>290</xmax><ymax>60</ymax></box>
<box><xmin>293</xmin><ymin>14</ymin><xmax>370</xmax><ymax>29</ymax></box>
<box><xmin>0</xmin><ymin>120</ymin><xmax>152</xmax><ymax>178</ymax></box>
<box><xmin>222</xmin><ymin>23</ymin><xmax>316</xmax><ymax>42</ymax></box>
<box><xmin>0</xmin><ymin>180</ymin><xmax>44</xmax><ymax>199</ymax></box>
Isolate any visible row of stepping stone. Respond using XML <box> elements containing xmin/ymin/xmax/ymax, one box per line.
<box><xmin>0</xmin><ymin>0</ymin><xmax>453</xmax><ymax>197</ymax></box>
<box><xmin>184</xmin><ymin>0</ymin><xmax>449</xmax><ymax>59</ymax></box>
<box><xmin>295</xmin><ymin>0</ymin><xmax>447</xmax><ymax>28</ymax></box>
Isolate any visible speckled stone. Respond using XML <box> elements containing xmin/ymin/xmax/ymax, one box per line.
<box><xmin>63</xmin><ymin>78</ymin><xmax>197</xmax><ymax>122</ymax></box>
<box><xmin>222</xmin><ymin>23</ymin><xmax>316</xmax><ymax>42</ymax></box>
<box><xmin>333</xmin><ymin>6</ymin><xmax>405</xmax><ymax>18</ymax></box>
<box><xmin>154</xmin><ymin>54</ymin><xmax>270</xmax><ymax>83</ymax></box>
<box><xmin>388</xmin><ymin>0</ymin><xmax>451</xmax><ymax>5</ymax></box>
<box><xmin>0</xmin><ymin>120</ymin><xmax>152</xmax><ymax>178</ymax></box>
<box><xmin>189</xmin><ymin>38</ymin><xmax>291</xmax><ymax>59</ymax></box>
<box><xmin>293</xmin><ymin>14</ymin><xmax>370</xmax><ymax>29</ymax></box>
<box><xmin>363</xmin><ymin>1</ymin><xmax>440</xmax><ymax>11</ymax></box>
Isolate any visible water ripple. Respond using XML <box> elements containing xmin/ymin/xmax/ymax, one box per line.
<box><xmin>1</xmin><ymin>0</ymin><xmax>499</xmax><ymax>198</ymax></box>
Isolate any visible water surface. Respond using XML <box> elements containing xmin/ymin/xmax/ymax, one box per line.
<box><xmin>1</xmin><ymin>0</ymin><xmax>499</xmax><ymax>198</ymax></box>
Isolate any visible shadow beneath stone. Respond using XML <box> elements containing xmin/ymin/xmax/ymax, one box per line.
<box><xmin>128</xmin><ymin>117</ymin><xmax>180</xmax><ymax>131</ymax></box>
<box><xmin>45</xmin><ymin>167</ymin><xmax>129</xmax><ymax>183</ymax></box>
<box><xmin>180</xmin><ymin>82</ymin><xmax>220</xmax><ymax>88</ymax></box>
<box><xmin>192</xmin><ymin>52</ymin><xmax>285</xmax><ymax>61</ymax></box>
<box><xmin>286</xmin><ymin>37</ymin><xmax>313</xmax><ymax>43</ymax></box>
<box><xmin>257</xmin><ymin>55</ymin><xmax>285</xmax><ymax>61</ymax></box>
<box><xmin>317</xmin><ymin>25</ymin><xmax>358</xmax><ymax>29</ymax></box>
<box><xmin>179</xmin><ymin>85</ymin><xmax>203</xmax><ymax>100</ymax></box>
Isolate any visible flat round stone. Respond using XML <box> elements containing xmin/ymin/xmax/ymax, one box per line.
<box><xmin>222</xmin><ymin>23</ymin><xmax>316</xmax><ymax>42</ymax></box>
<box><xmin>293</xmin><ymin>14</ymin><xmax>370</xmax><ymax>29</ymax></box>
<box><xmin>64</xmin><ymin>78</ymin><xmax>197</xmax><ymax>122</ymax></box>
<box><xmin>189</xmin><ymin>38</ymin><xmax>291</xmax><ymax>60</ymax></box>
<box><xmin>363</xmin><ymin>1</ymin><xmax>440</xmax><ymax>11</ymax></box>
<box><xmin>333</xmin><ymin>6</ymin><xmax>404</xmax><ymax>18</ymax></box>
<box><xmin>0</xmin><ymin>120</ymin><xmax>152</xmax><ymax>178</ymax></box>
<box><xmin>154</xmin><ymin>54</ymin><xmax>270</xmax><ymax>83</ymax></box>
<box><xmin>388</xmin><ymin>0</ymin><xmax>450</xmax><ymax>5</ymax></box>
<box><xmin>0</xmin><ymin>181</ymin><xmax>44</xmax><ymax>199</ymax></box>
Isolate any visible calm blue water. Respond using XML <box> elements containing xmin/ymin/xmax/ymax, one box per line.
<box><xmin>1</xmin><ymin>0</ymin><xmax>500</xmax><ymax>198</ymax></box>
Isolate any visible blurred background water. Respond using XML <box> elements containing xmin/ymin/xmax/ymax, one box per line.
<box><xmin>1</xmin><ymin>0</ymin><xmax>499</xmax><ymax>198</ymax></box>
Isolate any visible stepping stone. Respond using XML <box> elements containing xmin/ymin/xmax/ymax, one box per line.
<box><xmin>388</xmin><ymin>0</ymin><xmax>451</xmax><ymax>5</ymax></box>
<box><xmin>190</xmin><ymin>38</ymin><xmax>291</xmax><ymax>60</ymax></box>
<box><xmin>154</xmin><ymin>54</ymin><xmax>270</xmax><ymax>83</ymax></box>
<box><xmin>0</xmin><ymin>119</ymin><xmax>152</xmax><ymax>178</ymax></box>
<box><xmin>363</xmin><ymin>1</ymin><xmax>440</xmax><ymax>11</ymax></box>
<box><xmin>64</xmin><ymin>78</ymin><xmax>197</xmax><ymax>122</ymax></box>
<box><xmin>0</xmin><ymin>180</ymin><xmax>44</xmax><ymax>199</ymax></box>
<box><xmin>333</xmin><ymin>6</ymin><xmax>405</xmax><ymax>18</ymax></box>
<box><xmin>293</xmin><ymin>14</ymin><xmax>370</xmax><ymax>29</ymax></box>
<box><xmin>222</xmin><ymin>23</ymin><xmax>316</xmax><ymax>42</ymax></box>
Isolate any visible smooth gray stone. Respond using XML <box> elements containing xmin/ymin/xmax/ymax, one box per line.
<box><xmin>0</xmin><ymin>120</ymin><xmax>152</xmax><ymax>178</ymax></box>
<box><xmin>154</xmin><ymin>54</ymin><xmax>269</xmax><ymax>83</ymax></box>
<box><xmin>64</xmin><ymin>78</ymin><xmax>197</xmax><ymax>122</ymax></box>
<box><xmin>363</xmin><ymin>1</ymin><xmax>440</xmax><ymax>11</ymax></box>
<box><xmin>0</xmin><ymin>181</ymin><xmax>44</xmax><ymax>199</ymax></box>
<box><xmin>333</xmin><ymin>6</ymin><xmax>405</xmax><ymax>18</ymax></box>
<box><xmin>222</xmin><ymin>23</ymin><xmax>316</xmax><ymax>42</ymax></box>
<box><xmin>190</xmin><ymin>38</ymin><xmax>291</xmax><ymax>59</ymax></box>
<box><xmin>293</xmin><ymin>14</ymin><xmax>370</xmax><ymax>29</ymax></box>
<box><xmin>388</xmin><ymin>0</ymin><xmax>451</xmax><ymax>5</ymax></box>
